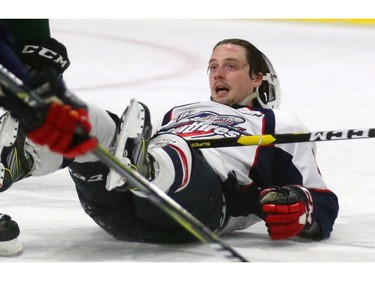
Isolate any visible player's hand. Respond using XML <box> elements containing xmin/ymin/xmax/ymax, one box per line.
<box><xmin>27</xmin><ymin>101</ymin><xmax>97</xmax><ymax>158</ymax></box>
<box><xmin>1</xmin><ymin>71</ymin><xmax>97</xmax><ymax>158</ymax></box>
<box><xmin>259</xmin><ymin>185</ymin><xmax>314</xmax><ymax>240</ymax></box>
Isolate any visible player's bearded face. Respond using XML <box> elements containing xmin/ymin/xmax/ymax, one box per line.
<box><xmin>208</xmin><ymin>44</ymin><xmax>262</xmax><ymax>106</ymax></box>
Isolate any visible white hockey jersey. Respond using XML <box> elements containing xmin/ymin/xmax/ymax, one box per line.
<box><xmin>156</xmin><ymin>100</ymin><xmax>333</xmax><ymax>235</ymax></box>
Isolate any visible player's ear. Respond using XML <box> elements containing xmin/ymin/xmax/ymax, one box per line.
<box><xmin>253</xmin><ymin>72</ymin><xmax>263</xmax><ymax>86</ymax></box>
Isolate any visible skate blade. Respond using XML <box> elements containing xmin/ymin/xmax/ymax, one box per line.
<box><xmin>106</xmin><ymin>99</ymin><xmax>146</xmax><ymax>191</ymax></box>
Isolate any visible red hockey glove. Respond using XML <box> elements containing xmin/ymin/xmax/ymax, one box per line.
<box><xmin>259</xmin><ymin>185</ymin><xmax>314</xmax><ymax>240</ymax></box>
<box><xmin>27</xmin><ymin>101</ymin><xmax>97</xmax><ymax>158</ymax></box>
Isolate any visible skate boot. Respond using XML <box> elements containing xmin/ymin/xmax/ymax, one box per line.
<box><xmin>0</xmin><ymin>112</ymin><xmax>34</xmax><ymax>191</ymax></box>
<box><xmin>0</xmin><ymin>213</ymin><xmax>23</xmax><ymax>256</ymax></box>
<box><xmin>106</xmin><ymin>99</ymin><xmax>154</xmax><ymax>192</ymax></box>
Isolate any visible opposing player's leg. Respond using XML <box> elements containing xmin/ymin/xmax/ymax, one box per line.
<box><xmin>0</xmin><ymin>112</ymin><xmax>64</xmax><ymax>191</ymax></box>
<box><xmin>0</xmin><ymin>112</ymin><xmax>33</xmax><ymax>191</ymax></box>
<box><xmin>0</xmin><ymin>112</ymin><xmax>62</xmax><ymax>258</ymax></box>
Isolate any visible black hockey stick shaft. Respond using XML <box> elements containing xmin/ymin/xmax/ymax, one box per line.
<box><xmin>0</xmin><ymin>64</ymin><xmax>248</xmax><ymax>262</ymax></box>
<box><xmin>187</xmin><ymin>128</ymin><xmax>375</xmax><ymax>148</ymax></box>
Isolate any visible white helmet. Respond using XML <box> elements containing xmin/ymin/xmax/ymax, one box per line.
<box><xmin>256</xmin><ymin>52</ymin><xmax>281</xmax><ymax>109</ymax></box>
<box><xmin>236</xmin><ymin>52</ymin><xmax>281</xmax><ymax>109</ymax></box>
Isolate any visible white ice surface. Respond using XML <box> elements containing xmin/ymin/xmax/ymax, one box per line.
<box><xmin>1</xmin><ymin>20</ymin><xmax>375</xmax><ymax>273</ymax></box>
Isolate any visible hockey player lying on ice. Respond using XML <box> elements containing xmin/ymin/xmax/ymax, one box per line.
<box><xmin>0</xmin><ymin>38</ymin><xmax>339</xmax><ymax>244</ymax></box>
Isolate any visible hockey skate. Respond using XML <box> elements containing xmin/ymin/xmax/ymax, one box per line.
<box><xmin>106</xmin><ymin>99</ymin><xmax>154</xmax><ymax>191</ymax></box>
<box><xmin>0</xmin><ymin>213</ymin><xmax>22</xmax><ymax>256</ymax></box>
<box><xmin>0</xmin><ymin>112</ymin><xmax>34</xmax><ymax>191</ymax></box>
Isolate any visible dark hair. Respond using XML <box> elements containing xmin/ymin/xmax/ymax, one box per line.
<box><xmin>213</xmin><ymin>39</ymin><xmax>268</xmax><ymax>79</ymax></box>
